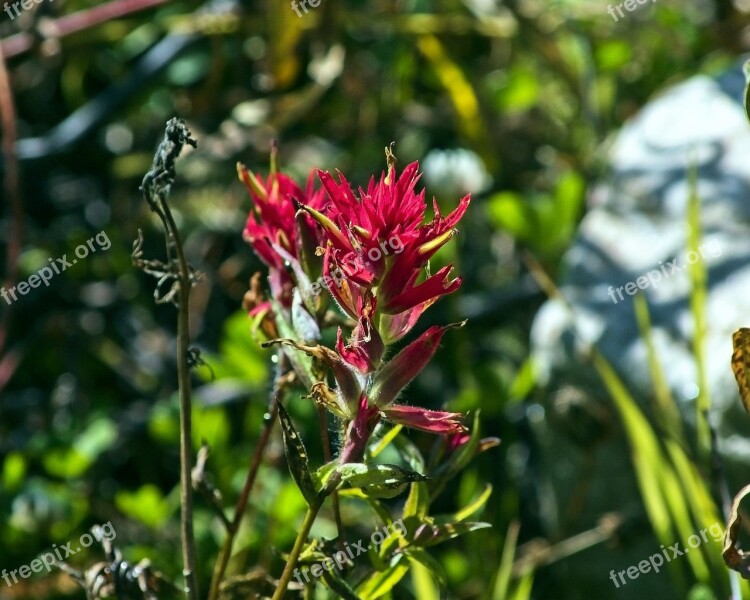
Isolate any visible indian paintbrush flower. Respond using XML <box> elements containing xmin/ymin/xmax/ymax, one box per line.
<box><xmin>242</xmin><ymin>147</ymin><xmax>470</xmax><ymax>467</ymax></box>
<box><xmin>303</xmin><ymin>152</ymin><xmax>470</xmax><ymax>344</ymax></box>
<box><xmin>238</xmin><ymin>160</ymin><xmax>326</xmax><ymax>308</ymax></box>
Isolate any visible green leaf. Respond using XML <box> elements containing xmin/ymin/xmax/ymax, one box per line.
<box><xmin>429</xmin><ymin>411</ymin><xmax>486</xmax><ymax>496</ymax></box>
<box><xmin>2</xmin><ymin>452</ymin><xmax>26</xmax><ymax>491</ymax></box>
<box><xmin>393</xmin><ymin>434</ymin><xmax>426</xmax><ymax>473</ymax></box>
<box><xmin>277</xmin><ymin>400</ymin><xmax>318</xmax><ymax>506</ymax></box>
<box><xmin>271</xmin><ymin>297</ymin><xmax>315</xmax><ymax>388</ymax></box>
<box><xmin>357</xmin><ymin>554</ymin><xmax>410</xmax><ymax>599</ymax></box>
<box><xmin>403</xmin><ymin>480</ymin><xmax>429</xmax><ymax>520</ymax></box>
<box><xmin>292</xmin><ymin>289</ymin><xmax>321</xmax><ymax>342</ymax></box>
<box><xmin>434</xmin><ymin>484</ymin><xmax>492</xmax><ymax>525</ymax></box>
<box><xmin>115</xmin><ymin>484</ymin><xmax>172</xmax><ymax>528</ymax></box>
<box><xmin>368</xmin><ymin>424</ymin><xmax>403</xmax><ymax>459</ymax></box>
<box><xmin>334</xmin><ymin>463</ymin><xmax>428</xmax><ymax>498</ymax></box>
<box><xmin>321</xmin><ymin>569</ymin><xmax>363</xmax><ymax>600</ymax></box>
<box><xmin>412</xmin><ymin>521</ymin><xmax>491</xmax><ymax>548</ymax></box>
<box><xmin>312</xmin><ymin>460</ymin><xmax>338</xmax><ymax>491</ymax></box>
<box><xmin>406</xmin><ymin>547</ymin><xmax>447</xmax><ymax>596</ymax></box>
<box><xmin>43</xmin><ymin>418</ymin><xmax>118</xmax><ymax>479</ymax></box>
<box><xmin>493</xmin><ymin>521</ymin><xmax>521</xmax><ymax>600</ymax></box>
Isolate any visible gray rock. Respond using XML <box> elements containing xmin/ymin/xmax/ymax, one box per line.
<box><xmin>528</xmin><ymin>62</ymin><xmax>750</xmax><ymax>598</ymax></box>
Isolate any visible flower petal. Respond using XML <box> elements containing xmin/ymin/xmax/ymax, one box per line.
<box><xmin>370</xmin><ymin>322</ymin><xmax>465</xmax><ymax>407</ymax></box>
<box><xmin>383</xmin><ymin>405</ymin><xmax>467</xmax><ymax>435</ymax></box>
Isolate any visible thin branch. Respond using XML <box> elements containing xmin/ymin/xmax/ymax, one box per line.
<box><xmin>0</xmin><ymin>36</ymin><xmax>23</xmax><ymax>398</ymax></box>
<box><xmin>206</xmin><ymin>352</ymin><xmax>291</xmax><ymax>600</ymax></box>
<box><xmin>0</xmin><ymin>0</ymin><xmax>169</xmax><ymax>59</ymax></box>
<box><xmin>137</xmin><ymin>118</ymin><xmax>199</xmax><ymax>600</ymax></box>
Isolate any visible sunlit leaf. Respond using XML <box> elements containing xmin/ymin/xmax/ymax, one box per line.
<box><xmin>412</xmin><ymin>521</ymin><xmax>491</xmax><ymax>548</ymax></box>
<box><xmin>277</xmin><ymin>400</ymin><xmax>318</xmax><ymax>506</ymax></box>
<box><xmin>356</xmin><ymin>554</ymin><xmax>409</xmax><ymax>599</ymax></box>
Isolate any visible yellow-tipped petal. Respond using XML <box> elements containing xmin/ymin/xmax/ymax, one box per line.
<box><xmin>418</xmin><ymin>228</ymin><xmax>457</xmax><ymax>255</ymax></box>
<box><xmin>300</xmin><ymin>205</ymin><xmax>349</xmax><ymax>248</ymax></box>
<box><xmin>237</xmin><ymin>162</ymin><xmax>268</xmax><ymax>201</ymax></box>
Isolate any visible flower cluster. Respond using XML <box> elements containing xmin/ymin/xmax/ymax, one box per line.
<box><xmin>239</xmin><ymin>148</ymin><xmax>471</xmax><ymax>463</ymax></box>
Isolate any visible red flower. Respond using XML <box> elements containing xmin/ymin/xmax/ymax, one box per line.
<box><xmin>335</xmin><ymin>294</ymin><xmax>384</xmax><ymax>374</ymax></box>
<box><xmin>304</xmin><ymin>159</ymin><xmax>470</xmax><ymax>342</ymax></box>
<box><xmin>238</xmin><ymin>163</ymin><xmax>326</xmax><ymax>305</ymax></box>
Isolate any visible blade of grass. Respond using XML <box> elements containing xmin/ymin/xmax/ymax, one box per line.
<box><xmin>491</xmin><ymin>521</ymin><xmax>521</xmax><ymax>600</ymax></box>
<box><xmin>686</xmin><ymin>164</ymin><xmax>711</xmax><ymax>468</ymax></box>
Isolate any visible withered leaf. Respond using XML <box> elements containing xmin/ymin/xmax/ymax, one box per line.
<box><xmin>723</xmin><ymin>483</ymin><xmax>750</xmax><ymax>578</ymax></box>
<box><xmin>731</xmin><ymin>328</ymin><xmax>750</xmax><ymax>413</ymax></box>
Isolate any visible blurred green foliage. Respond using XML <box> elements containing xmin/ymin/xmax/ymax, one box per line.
<box><xmin>0</xmin><ymin>0</ymin><xmax>747</xmax><ymax>598</ymax></box>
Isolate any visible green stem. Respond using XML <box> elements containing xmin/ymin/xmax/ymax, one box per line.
<box><xmin>271</xmin><ymin>502</ymin><xmax>322</xmax><ymax>600</ymax></box>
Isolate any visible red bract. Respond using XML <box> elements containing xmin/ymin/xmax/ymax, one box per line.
<box><xmin>238</xmin><ymin>163</ymin><xmax>326</xmax><ymax>305</ymax></box>
<box><xmin>305</xmin><ymin>160</ymin><xmax>470</xmax><ymax>342</ymax></box>
<box><xmin>382</xmin><ymin>404</ymin><xmax>466</xmax><ymax>435</ymax></box>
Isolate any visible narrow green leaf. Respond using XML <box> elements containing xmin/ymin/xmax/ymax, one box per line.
<box><xmin>277</xmin><ymin>400</ymin><xmax>318</xmax><ymax>506</ymax></box>
<box><xmin>434</xmin><ymin>484</ymin><xmax>492</xmax><ymax>525</ymax></box>
<box><xmin>406</xmin><ymin>546</ymin><xmax>447</xmax><ymax>594</ymax></box>
<box><xmin>412</xmin><ymin>521</ymin><xmax>491</xmax><ymax>548</ymax></box>
<box><xmin>686</xmin><ymin>165</ymin><xmax>711</xmax><ymax>465</ymax></box>
<box><xmin>393</xmin><ymin>433</ymin><xmax>426</xmax><ymax>472</ymax></box>
<box><xmin>403</xmin><ymin>481</ymin><xmax>429</xmax><ymax>520</ymax></box>
<box><xmin>320</xmin><ymin>569</ymin><xmax>363</xmax><ymax>600</ymax></box>
<box><xmin>369</xmin><ymin>424</ymin><xmax>403</xmax><ymax>459</ymax></box>
<box><xmin>493</xmin><ymin>521</ymin><xmax>520</xmax><ymax>600</ymax></box>
<box><xmin>337</xmin><ymin>488</ymin><xmax>393</xmax><ymax>525</ymax></box>
<box><xmin>357</xmin><ymin>555</ymin><xmax>409</xmax><ymax>599</ymax></box>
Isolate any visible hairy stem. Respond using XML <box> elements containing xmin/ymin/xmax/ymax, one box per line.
<box><xmin>316</xmin><ymin>404</ymin><xmax>345</xmax><ymax>553</ymax></box>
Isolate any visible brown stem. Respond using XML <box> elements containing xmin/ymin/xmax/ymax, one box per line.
<box><xmin>159</xmin><ymin>205</ymin><xmax>199</xmax><ymax>600</ymax></box>
<box><xmin>0</xmin><ymin>0</ymin><xmax>169</xmax><ymax>59</ymax></box>
<box><xmin>0</xmin><ymin>37</ymin><xmax>22</xmax><ymax>370</ymax></box>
